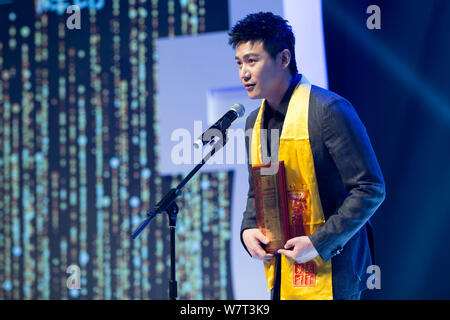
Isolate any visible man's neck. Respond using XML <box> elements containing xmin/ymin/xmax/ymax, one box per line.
<box><xmin>266</xmin><ymin>73</ymin><xmax>293</xmax><ymax>111</ymax></box>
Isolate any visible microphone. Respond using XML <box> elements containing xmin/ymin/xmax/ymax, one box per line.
<box><xmin>193</xmin><ymin>103</ymin><xmax>245</xmax><ymax>149</ymax></box>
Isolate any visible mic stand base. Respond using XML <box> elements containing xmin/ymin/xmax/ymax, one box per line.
<box><xmin>168</xmin><ymin>202</ymin><xmax>179</xmax><ymax>300</ymax></box>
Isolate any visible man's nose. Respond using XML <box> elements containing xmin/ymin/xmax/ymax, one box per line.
<box><xmin>240</xmin><ymin>67</ymin><xmax>250</xmax><ymax>82</ymax></box>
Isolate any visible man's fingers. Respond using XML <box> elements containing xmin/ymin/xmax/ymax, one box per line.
<box><xmin>261</xmin><ymin>251</ymin><xmax>274</xmax><ymax>262</ymax></box>
<box><xmin>255</xmin><ymin>231</ymin><xmax>269</xmax><ymax>245</ymax></box>
<box><xmin>254</xmin><ymin>246</ymin><xmax>270</xmax><ymax>259</ymax></box>
<box><xmin>277</xmin><ymin>249</ymin><xmax>294</xmax><ymax>260</ymax></box>
<box><xmin>250</xmin><ymin>243</ymin><xmax>274</xmax><ymax>261</ymax></box>
<box><xmin>243</xmin><ymin>229</ymin><xmax>274</xmax><ymax>261</ymax></box>
<box><xmin>284</xmin><ymin>239</ymin><xmax>295</xmax><ymax>249</ymax></box>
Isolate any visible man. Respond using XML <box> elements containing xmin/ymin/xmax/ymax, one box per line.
<box><xmin>229</xmin><ymin>12</ymin><xmax>385</xmax><ymax>300</ymax></box>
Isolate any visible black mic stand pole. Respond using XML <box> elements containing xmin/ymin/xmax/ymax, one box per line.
<box><xmin>131</xmin><ymin>133</ymin><xmax>228</xmax><ymax>300</ymax></box>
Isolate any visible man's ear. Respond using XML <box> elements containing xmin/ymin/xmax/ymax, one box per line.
<box><xmin>279</xmin><ymin>49</ymin><xmax>291</xmax><ymax>70</ymax></box>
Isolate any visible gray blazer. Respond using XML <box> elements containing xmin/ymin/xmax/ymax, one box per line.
<box><xmin>241</xmin><ymin>84</ymin><xmax>386</xmax><ymax>298</ymax></box>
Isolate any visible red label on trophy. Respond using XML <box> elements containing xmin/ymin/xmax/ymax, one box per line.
<box><xmin>287</xmin><ymin>185</ymin><xmax>309</xmax><ymax>238</ymax></box>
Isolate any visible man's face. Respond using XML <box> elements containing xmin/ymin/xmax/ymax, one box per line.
<box><xmin>235</xmin><ymin>41</ymin><xmax>283</xmax><ymax>100</ymax></box>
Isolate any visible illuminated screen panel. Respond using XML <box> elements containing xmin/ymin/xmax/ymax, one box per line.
<box><xmin>0</xmin><ymin>0</ymin><xmax>230</xmax><ymax>299</ymax></box>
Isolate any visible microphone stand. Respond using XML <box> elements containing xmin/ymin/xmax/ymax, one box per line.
<box><xmin>131</xmin><ymin>133</ymin><xmax>228</xmax><ymax>300</ymax></box>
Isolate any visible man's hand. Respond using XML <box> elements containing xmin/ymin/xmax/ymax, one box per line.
<box><xmin>277</xmin><ymin>236</ymin><xmax>319</xmax><ymax>263</ymax></box>
<box><xmin>242</xmin><ymin>228</ymin><xmax>274</xmax><ymax>262</ymax></box>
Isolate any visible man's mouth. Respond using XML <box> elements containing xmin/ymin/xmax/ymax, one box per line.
<box><xmin>244</xmin><ymin>83</ymin><xmax>255</xmax><ymax>91</ymax></box>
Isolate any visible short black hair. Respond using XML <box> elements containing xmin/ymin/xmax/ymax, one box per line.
<box><xmin>228</xmin><ymin>12</ymin><xmax>298</xmax><ymax>76</ymax></box>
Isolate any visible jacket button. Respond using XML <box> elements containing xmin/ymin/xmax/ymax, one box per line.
<box><xmin>332</xmin><ymin>246</ymin><xmax>343</xmax><ymax>256</ymax></box>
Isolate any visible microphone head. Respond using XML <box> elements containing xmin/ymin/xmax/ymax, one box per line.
<box><xmin>230</xmin><ymin>103</ymin><xmax>245</xmax><ymax>118</ymax></box>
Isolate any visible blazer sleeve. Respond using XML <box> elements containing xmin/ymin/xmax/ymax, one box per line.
<box><xmin>308</xmin><ymin>98</ymin><xmax>386</xmax><ymax>262</ymax></box>
<box><xmin>240</xmin><ymin>112</ymin><xmax>259</xmax><ymax>256</ymax></box>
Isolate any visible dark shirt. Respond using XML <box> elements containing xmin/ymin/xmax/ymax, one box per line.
<box><xmin>262</xmin><ymin>73</ymin><xmax>301</xmax><ymax>158</ymax></box>
<box><xmin>241</xmin><ymin>74</ymin><xmax>301</xmax><ymax>245</ymax></box>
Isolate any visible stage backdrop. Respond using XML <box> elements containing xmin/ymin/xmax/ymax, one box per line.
<box><xmin>0</xmin><ymin>0</ymin><xmax>233</xmax><ymax>300</ymax></box>
<box><xmin>322</xmin><ymin>0</ymin><xmax>450</xmax><ymax>299</ymax></box>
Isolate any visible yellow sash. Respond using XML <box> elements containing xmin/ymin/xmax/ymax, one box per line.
<box><xmin>251</xmin><ymin>76</ymin><xmax>333</xmax><ymax>300</ymax></box>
